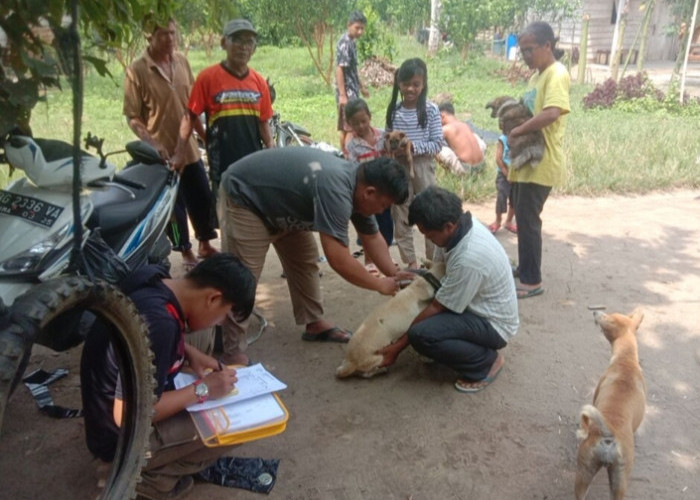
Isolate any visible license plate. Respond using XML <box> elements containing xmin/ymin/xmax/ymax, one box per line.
<box><xmin>0</xmin><ymin>190</ymin><xmax>65</xmax><ymax>228</ymax></box>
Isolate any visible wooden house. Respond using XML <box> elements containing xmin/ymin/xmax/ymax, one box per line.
<box><xmin>554</xmin><ymin>0</ymin><xmax>680</xmax><ymax>65</ymax></box>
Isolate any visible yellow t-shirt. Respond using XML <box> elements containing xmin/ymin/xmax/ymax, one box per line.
<box><xmin>509</xmin><ymin>61</ymin><xmax>570</xmax><ymax>187</ymax></box>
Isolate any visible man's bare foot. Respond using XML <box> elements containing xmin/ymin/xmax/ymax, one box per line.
<box><xmin>181</xmin><ymin>248</ymin><xmax>198</xmax><ymax>268</ymax></box>
<box><xmin>454</xmin><ymin>352</ymin><xmax>505</xmax><ymax>393</ymax></box>
<box><xmin>488</xmin><ymin>221</ymin><xmax>501</xmax><ymax>234</ymax></box>
<box><xmin>197</xmin><ymin>241</ymin><xmax>219</xmax><ymax>259</ymax></box>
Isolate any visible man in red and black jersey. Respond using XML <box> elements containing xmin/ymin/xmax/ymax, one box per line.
<box><xmin>172</xmin><ymin>19</ymin><xmax>274</xmax><ymax>195</ymax></box>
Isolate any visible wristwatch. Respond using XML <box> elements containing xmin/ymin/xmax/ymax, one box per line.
<box><xmin>193</xmin><ymin>379</ymin><xmax>209</xmax><ymax>404</ymax></box>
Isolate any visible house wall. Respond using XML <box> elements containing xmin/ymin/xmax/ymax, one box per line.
<box><xmin>555</xmin><ymin>0</ymin><xmax>678</xmax><ymax>63</ymax></box>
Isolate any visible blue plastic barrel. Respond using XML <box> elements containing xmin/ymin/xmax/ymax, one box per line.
<box><xmin>506</xmin><ymin>33</ymin><xmax>518</xmax><ymax>60</ymax></box>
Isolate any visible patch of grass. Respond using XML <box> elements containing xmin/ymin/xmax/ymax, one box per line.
<box><xmin>4</xmin><ymin>37</ymin><xmax>699</xmax><ymax>199</ymax></box>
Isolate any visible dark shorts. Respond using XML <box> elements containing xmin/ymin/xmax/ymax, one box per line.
<box><xmin>495</xmin><ymin>169</ymin><xmax>513</xmax><ymax>214</ymax></box>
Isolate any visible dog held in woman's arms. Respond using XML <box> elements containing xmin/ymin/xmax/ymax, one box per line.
<box><xmin>485</xmin><ymin>96</ymin><xmax>545</xmax><ymax>170</ymax></box>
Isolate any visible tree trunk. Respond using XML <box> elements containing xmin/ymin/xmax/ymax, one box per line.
<box><xmin>680</xmin><ymin>0</ymin><xmax>700</xmax><ymax>101</ymax></box>
<box><xmin>610</xmin><ymin>0</ymin><xmax>629</xmax><ymax>81</ymax></box>
<box><xmin>428</xmin><ymin>0</ymin><xmax>441</xmax><ymax>56</ymax></box>
<box><xmin>637</xmin><ymin>0</ymin><xmax>655</xmax><ymax>72</ymax></box>
<box><xmin>577</xmin><ymin>14</ymin><xmax>590</xmax><ymax>84</ymax></box>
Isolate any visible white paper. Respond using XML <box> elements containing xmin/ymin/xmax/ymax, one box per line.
<box><xmin>174</xmin><ymin>363</ymin><xmax>287</xmax><ymax>412</ymax></box>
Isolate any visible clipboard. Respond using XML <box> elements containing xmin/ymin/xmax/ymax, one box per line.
<box><xmin>190</xmin><ymin>392</ymin><xmax>289</xmax><ymax>447</ymax></box>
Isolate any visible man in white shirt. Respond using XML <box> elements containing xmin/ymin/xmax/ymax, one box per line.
<box><xmin>379</xmin><ymin>186</ymin><xmax>518</xmax><ymax>393</ymax></box>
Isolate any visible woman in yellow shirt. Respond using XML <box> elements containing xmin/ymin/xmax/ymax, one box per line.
<box><xmin>508</xmin><ymin>22</ymin><xmax>570</xmax><ymax>299</ymax></box>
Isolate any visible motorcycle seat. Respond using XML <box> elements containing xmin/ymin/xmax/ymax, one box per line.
<box><xmin>88</xmin><ymin>163</ymin><xmax>170</xmax><ymax>249</ymax></box>
<box><xmin>34</xmin><ymin>138</ymin><xmax>93</xmax><ymax>162</ymax></box>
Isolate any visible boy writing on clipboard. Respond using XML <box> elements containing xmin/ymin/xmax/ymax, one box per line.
<box><xmin>80</xmin><ymin>253</ymin><xmax>256</xmax><ymax>500</ymax></box>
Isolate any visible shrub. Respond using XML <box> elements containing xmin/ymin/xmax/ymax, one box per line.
<box><xmin>582</xmin><ymin>71</ymin><xmax>700</xmax><ymax>116</ymax></box>
<box><xmin>582</xmin><ymin>78</ymin><xmax>618</xmax><ymax>109</ymax></box>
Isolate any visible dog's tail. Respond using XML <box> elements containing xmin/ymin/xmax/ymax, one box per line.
<box><xmin>577</xmin><ymin>404</ymin><xmax>620</xmax><ymax>466</ymax></box>
<box><xmin>336</xmin><ymin>359</ymin><xmax>357</xmax><ymax>378</ymax></box>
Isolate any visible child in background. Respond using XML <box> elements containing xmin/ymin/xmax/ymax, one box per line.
<box><xmin>385</xmin><ymin>58</ymin><xmax>444</xmax><ymax>269</ymax></box>
<box><xmin>344</xmin><ymin>98</ymin><xmax>394</xmax><ymax>276</ymax></box>
<box><xmin>489</xmin><ymin>132</ymin><xmax>517</xmax><ymax>234</ymax></box>
<box><xmin>335</xmin><ymin>11</ymin><xmax>370</xmax><ymax>150</ymax></box>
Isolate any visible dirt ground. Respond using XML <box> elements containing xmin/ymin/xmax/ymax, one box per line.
<box><xmin>1</xmin><ymin>189</ymin><xmax>699</xmax><ymax>500</ymax></box>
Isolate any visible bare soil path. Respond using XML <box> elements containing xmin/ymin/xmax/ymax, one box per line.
<box><xmin>1</xmin><ymin>190</ymin><xmax>699</xmax><ymax>500</ymax></box>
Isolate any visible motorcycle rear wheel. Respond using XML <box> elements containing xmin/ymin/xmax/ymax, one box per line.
<box><xmin>0</xmin><ymin>276</ymin><xmax>155</xmax><ymax>500</ymax></box>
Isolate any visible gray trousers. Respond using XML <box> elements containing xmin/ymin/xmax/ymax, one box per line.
<box><xmin>391</xmin><ymin>155</ymin><xmax>437</xmax><ymax>265</ymax></box>
<box><xmin>218</xmin><ymin>193</ymin><xmax>324</xmax><ymax>356</ymax></box>
<box><xmin>408</xmin><ymin>310</ymin><xmax>507</xmax><ymax>381</ymax></box>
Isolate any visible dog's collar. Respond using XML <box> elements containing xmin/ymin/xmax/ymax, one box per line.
<box><xmin>409</xmin><ymin>268</ymin><xmax>442</xmax><ymax>292</ymax></box>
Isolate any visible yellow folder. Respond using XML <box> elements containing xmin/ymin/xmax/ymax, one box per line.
<box><xmin>190</xmin><ymin>393</ymin><xmax>289</xmax><ymax>447</ymax></box>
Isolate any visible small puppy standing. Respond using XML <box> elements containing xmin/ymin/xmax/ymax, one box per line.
<box><xmin>575</xmin><ymin>309</ymin><xmax>646</xmax><ymax>500</ymax></box>
<box><xmin>336</xmin><ymin>262</ymin><xmax>445</xmax><ymax>379</ymax></box>
<box><xmin>384</xmin><ymin>130</ymin><xmax>415</xmax><ymax>178</ymax></box>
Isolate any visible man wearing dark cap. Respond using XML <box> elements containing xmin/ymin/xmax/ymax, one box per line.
<box><xmin>172</xmin><ymin>19</ymin><xmax>273</xmax><ymax>197</ymax></box>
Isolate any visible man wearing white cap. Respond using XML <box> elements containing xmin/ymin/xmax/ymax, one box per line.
<box><xmin>172</xmin><ymin>19</ymin><xmax>273</xmax><ymax>195</ymax></box>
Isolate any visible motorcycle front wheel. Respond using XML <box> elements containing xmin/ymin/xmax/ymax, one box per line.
<box><xmin>0</xmin><ymin>276</ymin><xmax>155</xmax><ymax>500</ymax></box>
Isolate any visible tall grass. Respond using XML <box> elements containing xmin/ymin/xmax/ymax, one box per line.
<box><xmin>6</xmin><ymin>37</ymin><xmax>700</xmax><ymax>199</ymax></box>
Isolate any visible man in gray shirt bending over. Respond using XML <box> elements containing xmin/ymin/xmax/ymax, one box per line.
<box><xmin>217</xmin><ymin>147</ymin><xmax>412</xmax><ymax>365</ymax></box>
<box><xmin>379</xmin><ymin>186</ymin><xmax>519</xmax><ymax>393</ymax></box>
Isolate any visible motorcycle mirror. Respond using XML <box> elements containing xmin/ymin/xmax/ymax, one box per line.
<box><xmin>126</xmin><ymin>141</ymin><xmax>163</xmax><ymax>165</ymax></box>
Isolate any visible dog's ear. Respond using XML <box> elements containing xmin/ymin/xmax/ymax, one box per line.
<box><xmin>629</xmin><ymin>308</ymin><xmax>644</xmax><ymax>330</ymax></box>
<box><xmin>397</xmin><ymin>131</ymin><xmax>406</xmax><ymax>139</ymax></box>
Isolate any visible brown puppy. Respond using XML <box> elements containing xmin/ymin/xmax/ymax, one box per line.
<box><xmin>336</xmin><ymin>262</ymin><xmax>445</xmax><ymax>379</ymax></box>
<box><xmin>575</xmin><ymin>309</ymin><xmax>646</xmax><ymax>500</ymax></box>
<box><xmin>485</xmin><ymin>96</ymin><xmax>545</xmax><ymax>170</ymax></box>
<box><xmin>384</xmin><ymin>130</ymin><xmax>415</xmax><ymax>178</ymax></box>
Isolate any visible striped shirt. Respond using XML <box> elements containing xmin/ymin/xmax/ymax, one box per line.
<box><xmin>345</xmin><ymin>127</ymin><xmax>384</xmax><ymax>163</ymax></box>
<box><xmin>387</xmin><ymin>102</ymin><xmax>444</xmax><ymax>156</ymax></box>
<box><xmin>434</xmin><ymin>217</ymin><xmax>519</xmax><ymax>341</ymax></box>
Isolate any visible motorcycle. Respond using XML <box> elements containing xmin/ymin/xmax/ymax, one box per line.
<box><xmin>0</xmin><ymin>133</ymin><xmax>178</xmax><ymax>498</ymax></box>
<box><xmin>0</xmin><ymin>133</ymin><xmax>175</xmax><ymax>309</ymax></box>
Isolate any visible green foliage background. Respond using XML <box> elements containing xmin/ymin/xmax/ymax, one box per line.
<box><xmin>4</xmin><ymin>34</ymin><xmax>699</xmax><ymax>200</ymax></box>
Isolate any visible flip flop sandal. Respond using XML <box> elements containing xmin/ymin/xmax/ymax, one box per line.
<box><xmin>488</xmin><ymin>222</ymin><xmax>500</xmax><ymax>234</ymax></box>
<box><xmin>301</xmin><ymin>327</ymin><xmax>353</xmax><ymax>343</ymax></box>
<box><xmin>505</xmin><ymin>223</ymin><xmax>518</xmax><ymax>234</ymax></box>
<box><xmin>454</xmin><ymin>362</ymin><xmax>504</xmax><ymax>393</ymax></box>
<box><xmin>516</xmin><ymin>286</ymin><xmax>544</xmax><ymax>299</ymax></box>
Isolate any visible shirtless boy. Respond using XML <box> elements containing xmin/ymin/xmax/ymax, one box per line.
<box><xmin>437</xmin><ymin>102</ymin><xmax>486</xmax><ymax>174</ymax></box>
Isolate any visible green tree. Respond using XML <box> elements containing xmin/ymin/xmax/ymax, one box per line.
<box><xmin>440</xmin><ymin>0</ymin><xmax>579</xmax><ymax>60</ymax></box>
<box><xmin>385</xmin><ymin>0</ymin><xmax>430</xmax><ymax>34</ymax></box>
<box><xmin>664</xmin><ymin>0</ymin><xmax>700</xmax><ymax>75</ymax></box>
<box><xmin>0</xmin><ymin>0</ymin><xmax>174</xmax><ymax>135</ymax></box>
<box><xmin>238</xmin><ymin>0</ymin><xmax>349</xmax><ymax>86</ymax></box>
<box><xmin>174</xmin><ymin>0</ymin><xmax>239</xmax><ymax>57</ymax></box>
